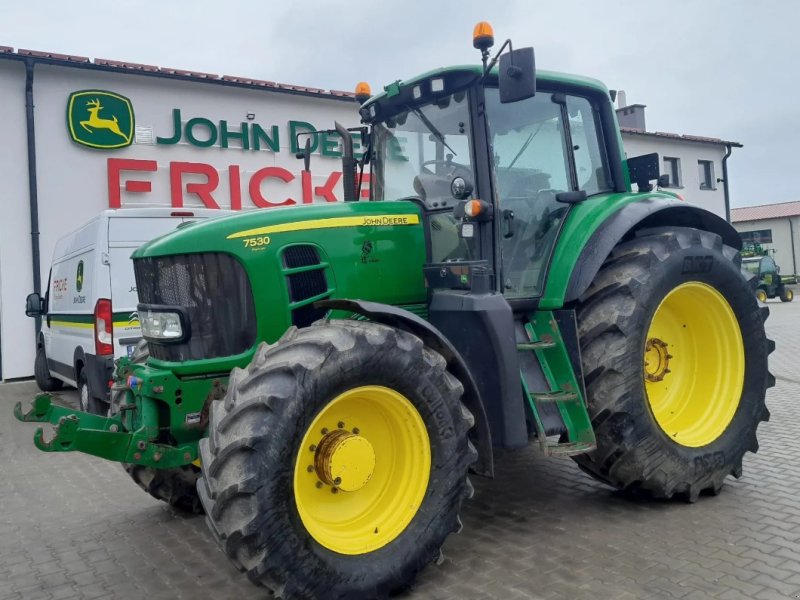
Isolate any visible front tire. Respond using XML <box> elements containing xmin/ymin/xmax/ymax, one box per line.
<box><xmin>574</xmin><ymin>227</ymin><xmax>774</xmax><ymax>500</ymax></box>
<box><xmin>780</xmin><ymin>287</ymin><xmax>794</xmax><ymax>302</ymax></box>
<box><xmin>198</xmin><ymin>320</ymin><xmax>475</xmax><ymax>599</ymax></box>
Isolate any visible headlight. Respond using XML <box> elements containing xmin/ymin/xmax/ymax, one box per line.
<box><xmin>140</xmin><ymin>309</ymin><xmax>186</xmax><ymax>342</ymax></box>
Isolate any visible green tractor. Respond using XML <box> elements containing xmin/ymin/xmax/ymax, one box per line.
<box><xmin>741</xmin><ymin>245</ymin><xmax>795</xmax><ymax>302</ymax></box>
<box><xmin>17</xmin><ymin>23</ymin><xmax>774</xmax><ymax>599</ymax></box>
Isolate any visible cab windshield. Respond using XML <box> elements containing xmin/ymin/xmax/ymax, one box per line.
<box><xmin>372</xmin><ymin>91</ymin><xmax>473</xmax><ymax>210</ymax></box>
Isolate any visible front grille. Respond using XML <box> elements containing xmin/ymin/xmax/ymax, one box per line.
<box><xmin>134</xmin><ymin>252</ymin><xmax>256</xmax><ymax>361</ymax></box>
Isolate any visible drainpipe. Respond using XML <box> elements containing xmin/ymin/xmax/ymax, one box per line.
<box><xmin>721</xmin><ymin>144</ymin><xmax>733</xmax><ymax>223</ymax></box>
<box><xmin>24</xmin><ymin>58</ymin><xmax>42</xmax><ymax>335</ymax></box>
<box><xmin>790</xmin><ymin>216</ymin><xmax>797</xmax><ymax>275</ymax></box>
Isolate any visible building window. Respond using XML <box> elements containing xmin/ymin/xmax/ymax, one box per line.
<box><xmin>740</xmin><ymin>229</ymin><xmax>773</xmax><ymax>244</ymax></box>
<box><xmin>698</xmin><ymin>160</ymin><xmax>716</xmax><ymax>190</ymax></box>
<box><xmin>663</xmin><ymin>156</ymin><xmax>681</xmax><ymax>187</ymax></box>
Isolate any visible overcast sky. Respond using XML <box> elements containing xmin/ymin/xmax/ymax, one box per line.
<box><xmin>1</xmin><ymin>0</ymin><xmax>796</xmax><ymax>208</ymax></box>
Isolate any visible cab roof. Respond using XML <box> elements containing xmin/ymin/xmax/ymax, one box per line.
<box><xmin>362</xmin><ymin>64</ymin><xmax>610</xmax><ymax>110</ymax></box>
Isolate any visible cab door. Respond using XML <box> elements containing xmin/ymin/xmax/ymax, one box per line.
<box><xmin>484</xmin><ymin>89</ymin><xmax>613</xmax><ymax>299</ymax></box>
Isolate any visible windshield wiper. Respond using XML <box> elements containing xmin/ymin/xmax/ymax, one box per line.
<box><xmin>410</xmin><ymin>106</ymin><xmax>457</xmax><ymax>156</ymax></box>
<box><xmin>506</xmin><ymin>121</ymin><xmax>544</xmax><ymax>169</ymax></box>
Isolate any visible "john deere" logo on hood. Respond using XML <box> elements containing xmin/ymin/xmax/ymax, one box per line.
<box><xmin>67</xmin><ymin>90</ymin><xmax>134</xmax><ymax>149</ymax></box>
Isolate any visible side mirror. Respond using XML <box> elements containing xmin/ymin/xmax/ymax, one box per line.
<box><xmin>499</xmin><ymin>47</ymin><xmax>536</xmax><ymax>103</ymax></box>
<box><xmin>25</xmin><ymin>292</ymin><xmax>44</xmax><ymax>317</ymax></box>
<box><xmin>657</xmin><ymin>174</ymin><xmax>671</xmax><ymax>188</ymax></box>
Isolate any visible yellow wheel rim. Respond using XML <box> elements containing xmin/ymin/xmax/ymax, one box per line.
<box><xmin>756</xmin><ymin>289</ymin><xmax>768</xmax><ymax>303</ymax></box>
<box><xmin>644</xmin><ymin>282</ymin><xmax>745</xmax><ymax>447</ymax></box>
<box><xmin>293</xmin><ymin>385</ymin><xmax>431</xmax><ymax>555</ymax></box>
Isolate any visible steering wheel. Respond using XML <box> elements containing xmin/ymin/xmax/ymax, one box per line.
<box><xmin>420</xmin><ymin>159</ymin><xmax>471</xmax><ymax>176</ymax></box>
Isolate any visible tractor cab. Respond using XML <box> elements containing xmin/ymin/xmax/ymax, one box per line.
<box><xmin>362</xmin><ymin>62</ymin><xmax>625</xmax><ymax>302</ymax></box>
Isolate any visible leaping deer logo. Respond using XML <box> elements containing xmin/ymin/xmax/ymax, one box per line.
<box><xmin>80</xmin><ymin>99</ymin><xmax>131</xmax><ymax>142</ymax></box>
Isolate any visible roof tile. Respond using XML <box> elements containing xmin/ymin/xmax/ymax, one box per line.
<box><xmin>95</xmin><ymin>58</ymin><xmax>159</xmax><ymax>72</ymax></box>
<box><xmin>731</xmin><ymin>201</ymin><xmax>800</xmax><ymax>222</ymax></box>
<box><xmin>621</xmin><ymin>127</ymin><xmax>741</xmax><ymax>148</ymax></box>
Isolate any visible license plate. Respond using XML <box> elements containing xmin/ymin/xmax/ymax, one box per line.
<box><xmin>127</xmin><ymin>345</ymin><xmax>136</xmax><ymax>359</ymax></box>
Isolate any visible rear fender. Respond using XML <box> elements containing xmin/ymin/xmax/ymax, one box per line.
<box><xmin>316</xmin><ymin>298</ymin><xmax>494</xmax><ymax>478</ymax></box>
<box><xmin>564</xmin><ymin>200</ymin><xmax>740</xmax><ymax>304</ymax></box>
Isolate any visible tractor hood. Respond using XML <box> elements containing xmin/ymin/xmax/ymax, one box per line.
<box><xmin>131</xmin><ymin>201</ymin><xmax>424</xmax><ymax>259</ymax></box>
<box><xmin>131</xmin><ymin>201</ymin><xmax>429</xmax><ymax>366</ymax></box>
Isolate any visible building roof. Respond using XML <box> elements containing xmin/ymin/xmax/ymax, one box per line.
<box><xmin>0</xmin><ymin>45</ymin><xmax>356</xmax><ymax>101</ymax></box>
<box><xmin>731</xmin><ymin>201</ymin><xmax>800</xmax><ymax>223</ymax></box>
<box><xmin>621</xmin><ymin>127</ymin><xmax>742</xmax><ymax>148</ymax></box>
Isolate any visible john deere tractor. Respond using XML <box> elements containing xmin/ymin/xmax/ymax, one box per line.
<box><xmin>17</xmin><ymin>23</ymin><xmax>773</xmax><ymax>599</ymax></box>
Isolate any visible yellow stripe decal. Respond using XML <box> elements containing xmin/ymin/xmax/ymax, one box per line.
<box><xmin>50</xmin><ymin>321</ymin><xmax>139</xmax><ymax>329</ymax></box>
<box><xmin>227</xmin><ymin>214</ymin><xmax>420</xmax><ymax>240</ymax></box>
<box><xmin>50</xmin><ymin>321</ymin><xmax>94</xmax><ymax>330</ymax></box>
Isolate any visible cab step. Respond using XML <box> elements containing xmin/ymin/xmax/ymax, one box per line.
<box><xmin>531</xmin><ymin>390</ymin><xmax>580</xmax><ymax>403</ymax></box>
<box><xmin>516</xmin><ymin>339</ymin><xmax>556</xmax><ymax>351</ymax></box>
<box><xmin>539</xmin><ymin>440</ymin><xmax>596</xmax><ymax>457</ymax></box>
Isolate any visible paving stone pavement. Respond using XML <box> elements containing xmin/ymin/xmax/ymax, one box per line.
<box><xmin>2</xmin><ymin>299</ymin><xmax>799</xmax><ymax>600</ymax></box>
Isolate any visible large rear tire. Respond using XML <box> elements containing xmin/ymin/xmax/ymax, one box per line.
<box><xmin>198</xmin><ymin>320</ymin><xmax>475</xmax><ymax>599</ymax></box>
<box><xmin>112</xmin><ymin>341</ymin><xmax>203</xmax><ymax>514</ymax></box>
<box><xmin>574</xmin><ymin>227</ymin><xmax>774</xmax><ymax>500</ymax></box>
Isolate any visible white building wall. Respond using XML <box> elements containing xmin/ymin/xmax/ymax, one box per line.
<box><xmin>621</xmin><ymin>134</ymin><xmax>728</xmax><ymax>219</ymax></box>
<box><xmin>0</xmin><ymin>60</ymin><xmax>362</xmax><ymax>379</ymax></box>
<box><xmin>0</xmin><ymin>61</ymin><xmax>36</xmax><ymax>381</ymax></box>
<box><xmin>733</xmin><ymin>217</ymin><xmax>800</xmax><ymax>275</ymax></box>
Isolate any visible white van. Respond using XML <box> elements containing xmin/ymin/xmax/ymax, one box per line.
<box><xmin>25</xmin><ymin>207</ymin><xmax>228</xmax><ymax>413</ymax></box>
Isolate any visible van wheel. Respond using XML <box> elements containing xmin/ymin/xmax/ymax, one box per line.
<box><xmin>78</xmin><ymin>371</ymin><xmax>104</xmax><ymax>415</ymax></box>
<box><xmin>34</xmin><ymin>345</ymin><xmax>62</xmax><ymax>392</ymax></box>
